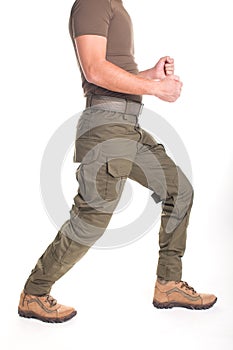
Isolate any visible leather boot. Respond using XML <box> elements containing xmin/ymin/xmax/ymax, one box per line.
<box><xmin>153</xmin><ymin>280</ymin><xmax>217</xmax><ymax>310</ymax></box>
<box><xmin>18</xmin><ymin>291</ymin><xmax>77</xmax><ymax>323</ymax></box>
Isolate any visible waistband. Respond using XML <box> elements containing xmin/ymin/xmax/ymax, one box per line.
<box><xmin>86</xmin><ymin>95</ymin><xmax>144</xmax><ymax>117</ymax></box>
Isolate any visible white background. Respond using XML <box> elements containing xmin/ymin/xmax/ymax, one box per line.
<box><xmin>0</xmin><ymin>0</ymin><xmax>233</xmax><ymax>349</ymax></box>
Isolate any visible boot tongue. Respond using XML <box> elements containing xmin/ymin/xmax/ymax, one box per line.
<box><xmin>179</xmin><ymin>281</ymin><xmax>197</xmax><ymax>294</ymax></box>
<box><xmin>157</xmin><ymin>278</ymin><xmax>169</xmax><ymax>285</ymax></box>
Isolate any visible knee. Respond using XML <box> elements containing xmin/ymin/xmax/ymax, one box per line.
<box><xmin>184</xmin><ymin>177</ymin><xmax>194</xmax><ymax>204</ymax></box>
<box><xmin>177</xmin><ymin>168</ymin><xmax>194</xmax><ymax>211</ymax></box>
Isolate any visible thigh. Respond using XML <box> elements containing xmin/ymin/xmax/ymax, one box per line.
<box><xmin>74</xmin><ymin>139</ymin><xmax>137</xmax><ymax>214</ymax></box>
<box><xmin>129</xmin><ymin>128</ymin><xmax>180</xmax><ymax>202</ymax></box>
<box><xmin>73</xmin><ymin>109</ymin><xmax>141</xmax><ymax>210</ymax></box>
<box><xmin>70</xmin><ymin>143</ymin><xmax>135</xmax><ymax>245</ymax></box>
<box><xmin>74</xmin><ymin>152</ymin><xmax>131</xmax><ymax>213</ymax></box>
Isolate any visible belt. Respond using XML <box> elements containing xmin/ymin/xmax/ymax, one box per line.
<box><xmin>86</xmin><ymin>95</ymin><xmax>144</xmax><ymax>117</ymax></box>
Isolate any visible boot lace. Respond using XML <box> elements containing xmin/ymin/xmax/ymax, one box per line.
<box><xmin>45</xmin><ymin>295</ymin><xmax>57</xmax><ymax>307</ymax></box>
<box><xmin>176</xmin><ymin>281</ymin><xmax>197</xmax><ymax>295</ymax></box>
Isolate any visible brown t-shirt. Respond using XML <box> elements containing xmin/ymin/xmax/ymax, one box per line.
<box><xmin>69</xmin><ymin>0</ymin><xmax>142</xmax><ymax>103</ymax></box>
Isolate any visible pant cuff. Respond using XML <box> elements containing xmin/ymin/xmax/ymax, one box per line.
<box><xmin>156</xmin><ymin>264</ymin><xmax>182</xmax><ymax>282</ymax></box>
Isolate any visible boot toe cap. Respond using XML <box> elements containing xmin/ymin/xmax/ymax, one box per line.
<box><xmin>200</xmin><ymin>293</ymin><xmax>217</xmax><ymax>306</ymax></box>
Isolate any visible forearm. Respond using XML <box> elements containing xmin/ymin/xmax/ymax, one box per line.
<box><xmin>138</xmin><ymin>68</ymin><xmax>157</xmax><ymax>80</ymax></box>
<box><xmin>87</xmin><ymin>59</ymin><xmax>160</xmax><ymax>96</ymax></box>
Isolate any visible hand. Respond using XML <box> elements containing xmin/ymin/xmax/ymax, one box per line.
<box><xmin>153</xmin><ymin>56</ymin><xmax>175</xmax><ymax>80</ymax></box>
<box><xmin>154</xmin><ymin>75</ymin><xmax>183</xmax><ymax>102</ymax></box>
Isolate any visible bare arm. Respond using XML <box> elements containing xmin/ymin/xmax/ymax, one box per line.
<box><xmin>75</xmin><ymin>35</ymin><xmax>182</xmax><ymax>102</ymax></box>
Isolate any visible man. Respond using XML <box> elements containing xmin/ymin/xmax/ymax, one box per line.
<box><xmin>18</xmin><ymin>0</ymin><xmax>217</xmax><ymax>323</ymax></box>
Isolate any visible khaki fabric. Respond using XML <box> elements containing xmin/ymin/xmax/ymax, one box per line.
<box><xmin>69</xmin><ymin>0</ymin><xmax>142</xmax><ymax>102</ymax></box>
<box><xmin>24</xmin><ymin>107</ymin><xmax>193</xmax><ymax>295</ymax></box>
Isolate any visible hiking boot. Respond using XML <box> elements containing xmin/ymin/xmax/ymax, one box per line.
<box><xmin>153</xmin><ymin>280</ymin><xmax>217</xmax><ymax>310</ymax></box>
<box><xmin>18</xmin><ymin>291</ymin><xmax>77</xmax><ymax>323</ymax></box>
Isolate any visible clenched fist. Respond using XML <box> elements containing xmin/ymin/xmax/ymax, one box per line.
<box><xmin>155</xmin><ymin>75</ymin><xmax>183</xmax><ymax>102</ymax></box>
<box><xmin>153</xmin><ymin>56</ymin><xmax>175</xmax><ymax>80</ymax></box>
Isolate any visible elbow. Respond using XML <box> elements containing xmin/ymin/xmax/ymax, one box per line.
<box><xmin>85</xmin><ymin>70</ymin><xmax>97</xmax><ymax>85</ymax></box>
<box><xmin>82</xmin><ymin>61</ymin><xmax>104</xmax><ymax>85</ymax></box>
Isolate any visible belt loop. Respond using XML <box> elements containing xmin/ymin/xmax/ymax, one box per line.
<box><xmin>122</xmin><ymin>99</ymin><xmax>128</xmax><ymax>119</ymax></box>
<box><xmin>124</xmin><ymin>99</ymin><xmax>128</xmax><ymax>115</ymax></box>
<box><xmin>86</xmin><ymin>94</ymin><xmax>94</xmax><ymax>108</ymax></box>
<box><xmin>90</xmin><ymin>94</ymin><xmax>94</xmax><ymax>107</ymax></box>
<box><xmin>139</xmin><ymin>103</ymin><xmax>144</xmax><ymax>115</ymax></box>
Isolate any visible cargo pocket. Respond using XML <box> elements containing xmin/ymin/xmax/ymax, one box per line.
<box><xmin>101</xmin><ymin>158</ymin><xmax>133</xmax><ymax>202</ymax></box>
<box><xmin>107</xmin><ymin>158</ymin><xmax>133</xmax><ymax>178</ymax></box>
<box><xmin>73</xmin><ymin>138</ymin><xmax>101</xmax><ymax>164</ymax></box>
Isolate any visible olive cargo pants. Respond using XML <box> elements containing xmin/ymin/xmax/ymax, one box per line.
<box><xmin>24</xmin><ymin>106</ymin><xmax>193</xmax><ymax>295</ymax></box>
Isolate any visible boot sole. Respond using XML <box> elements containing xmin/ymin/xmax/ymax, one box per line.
<box><xmin>18</xmin><ymin>308</ymin><xmax>77</xmax><ymax>323</ymax></box>
<box><xmin>153</xmin><ymin>297</ymin><xmax>217</xmax><ymax>310</ymax></box>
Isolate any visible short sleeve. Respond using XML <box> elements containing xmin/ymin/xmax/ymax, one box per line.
<box><xmin>71</xmin><ymin>0</ymin><xmax>113</xmax><ymax>38</ymax></box>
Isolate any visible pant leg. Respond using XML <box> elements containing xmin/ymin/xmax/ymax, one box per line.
<box><xmin>24</xmin><ymin>110</ymin><xmax>139</xmax><ymax>295</ymax></box>
<box><xmin>24</xmin><ymin>150</ymin><xmax>132</xmax><ymax>295</ymax></box>
<box><xmin>24</xmin><ymin>231</ymin><xmax>90</xmax><ymax>295</ymax></box>
<box><xmin>129</xmin><ymin>126</ymin><xmax>194</xmax><ymax>281</ymax></box>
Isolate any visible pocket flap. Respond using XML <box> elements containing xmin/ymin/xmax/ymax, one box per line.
<box><xmin>107</xmin><ymin>158</ymin><xmax>132</xmax><ymax>178</ymax></box>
